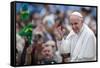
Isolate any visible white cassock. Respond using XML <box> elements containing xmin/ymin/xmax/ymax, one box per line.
<box><xmin>61</xmin><ymin>23</ymin><xmax>96</xmax><ymax>62</ymax></box>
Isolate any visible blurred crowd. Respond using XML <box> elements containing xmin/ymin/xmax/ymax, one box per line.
<box><xmin>16</xmin><ymin>3</ymin><xmax>97</xmax><ymax>65</ymax></box>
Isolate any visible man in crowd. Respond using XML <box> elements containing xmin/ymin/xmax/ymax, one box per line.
<box><xmin>41</xmin><ymin>44</ymin><xmax>57</xmax><ymax>64</ymax></box>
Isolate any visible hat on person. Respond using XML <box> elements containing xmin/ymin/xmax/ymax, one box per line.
<box><xmin>71</xmin><ymin>11</ymin><xmax>83</xmax><ymax>18</ymax></box>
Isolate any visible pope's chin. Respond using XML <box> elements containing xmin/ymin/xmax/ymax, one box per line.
<box><xmin>73</xmin><ymin>30</ymin><xmax>79</xmax><ymax>34</ymax></box>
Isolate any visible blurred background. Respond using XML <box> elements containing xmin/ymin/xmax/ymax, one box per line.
<box><xmin>16</xmin><ymin>2</ymin><xmax>97</xmax><ymax>65</ymax></box>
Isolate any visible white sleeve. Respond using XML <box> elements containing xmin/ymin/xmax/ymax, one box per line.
<box><xmin>83</xmin><ymin>34</ymin><xmax>96</xmax><ymax>60</ymax></box>
<box><xmin>60</xmin><ymin>38</ymin><xmax>71</xmax><ymax>54</ymax></box>
<box><xmin>78</xmin><ymin>34</ymin><xmax>96</xmax><ymax>61</ymax></box>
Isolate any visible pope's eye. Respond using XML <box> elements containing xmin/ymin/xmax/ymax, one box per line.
<box><xmin>74</xmin><ymin>22</ymin><xmax>78</xmax><ymax>25</ymax></box>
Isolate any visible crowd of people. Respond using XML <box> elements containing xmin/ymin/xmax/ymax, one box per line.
<box><xmin>16</xmin><ymin>3</ymin><xmax>97</xmax><ymax>65</ymax></box>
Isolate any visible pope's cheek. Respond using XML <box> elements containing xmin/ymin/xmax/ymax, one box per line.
<box><xmin>73</xmin><ymin>28</ymin><xmax>79</xmax><ymax>33</ymax></box>
<box><xmin>72</xmin><ymin>28</ymin><xmax>77</xmax><ymax>32</ymax></box>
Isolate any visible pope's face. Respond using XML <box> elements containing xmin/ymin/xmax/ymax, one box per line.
<box><xmin>69</xmin><ymin>15</ymin><xmax>83</xmax><ymax>33</ymax></box>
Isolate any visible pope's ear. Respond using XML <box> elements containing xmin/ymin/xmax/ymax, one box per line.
<box><xmin>81</xmin><ymin>17</ymin><xmax>84</xmax><ymax>23</ymax></box>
